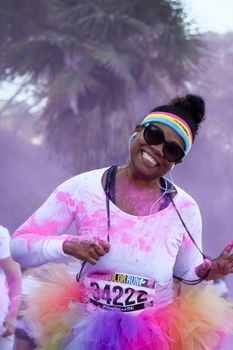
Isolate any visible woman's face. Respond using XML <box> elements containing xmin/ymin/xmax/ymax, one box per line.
<box><xmin>129</xmin><ymin>122</ymin><xmax>185</xmax><ymax>180</ymax></box>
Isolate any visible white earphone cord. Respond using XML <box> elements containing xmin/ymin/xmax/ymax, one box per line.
<box><xmin>149</xmin><ymin>177</ymin><xmax>168</xmax><ymax>215</ymax></box>
<box><xmin>156</xmin><ymin>167</ymin><xmax>176</xmax><ymax>194</ymax></box>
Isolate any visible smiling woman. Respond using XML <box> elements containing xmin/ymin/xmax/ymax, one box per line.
<box><xmin>10</xmin><ymin>94</ymin><xmax>233</xmax><ymax>350</ymax></box>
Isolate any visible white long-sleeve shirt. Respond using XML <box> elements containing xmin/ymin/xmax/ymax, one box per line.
<box><xmin>0</xmin><ymin>226</ymin><xmax>11</xmax><ymax>328</ymax></box>
<box><xmin>11</xmin><ymin>167</ymin><xmax>203</xmax><ymax>286</ymax></box>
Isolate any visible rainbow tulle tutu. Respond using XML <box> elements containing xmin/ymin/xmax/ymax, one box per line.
<box><xmin>22</xmin><ymin>264</ymin><xmax>233</xmax><ymax>350</ymax></box>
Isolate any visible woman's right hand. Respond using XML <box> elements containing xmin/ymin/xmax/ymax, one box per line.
<box><xmin>62</xmin><ymin>237</ymin><xmax>110</xmax><ymax>264</ymax></box>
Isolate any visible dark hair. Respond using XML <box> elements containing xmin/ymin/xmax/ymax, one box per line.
<box><xmin>151</xmin><ymin>94</ymin><xmax>205</xmax><ymax>140</ymax></box>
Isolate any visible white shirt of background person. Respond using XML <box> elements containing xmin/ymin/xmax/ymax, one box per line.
<box><xmin>0</xmin><ymin>225</ymin><xmax>21</xmax><ymax>350</ymax></box>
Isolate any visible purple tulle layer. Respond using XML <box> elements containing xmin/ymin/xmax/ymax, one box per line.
<box><xmin>62</xmin><ymin>308</ymin><xmax>170</xmax><ymax>350</ymax></box>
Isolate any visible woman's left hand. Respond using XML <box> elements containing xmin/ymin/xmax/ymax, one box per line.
<box><xmin>195</xmin><ymin>241</ymin><xmax>233</xmax><ymax>280</ymax></box>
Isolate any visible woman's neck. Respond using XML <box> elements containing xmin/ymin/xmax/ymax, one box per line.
<box><xmin>111</xmin><ymin>165</ymin><xmax>164</xmax><ymax>216</ymax></box>
<box><xmin>117</xmin><ymin>165</ymin><xmax>161</xmax><ymax>193</ymax></box>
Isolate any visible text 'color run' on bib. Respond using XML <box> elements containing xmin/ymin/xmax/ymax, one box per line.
<box><xmin>83</xmin><ymin>272</ymin><xmax>157</xmax><ymax>312</ymax></box>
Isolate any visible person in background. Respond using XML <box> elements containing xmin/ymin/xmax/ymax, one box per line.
<box><xmin>0</xmin><ymin>225</ymin><xmax>21</xmax><ymax>350</ymax></box>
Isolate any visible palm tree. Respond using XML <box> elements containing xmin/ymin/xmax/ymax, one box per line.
<box><xmin>0</xmin><ymin>0</ymin><xmax>204</xmax><ymax>170</ymax></box>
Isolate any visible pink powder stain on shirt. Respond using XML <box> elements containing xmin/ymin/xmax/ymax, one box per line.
<box><xmin>151</xmin><ymin>237</ymin><xmax>158</xmax><ymax>245</ymax></box>
<box><xmin>13</xmin><ymin>213</ymin><xmax>66</xmax><ymax>252</ymax></box>
<box><xmin>13</xmin><ymin>213</ymin><xmax>36</xmax><ymax>238</ymax></box>
<box><xmin>182</xmin><ymin>233</ymin><xmax>193</xmax><ymax>248</ymax></box>
<box><xmin>83</xmin><ymin>209</ymin><xmax>105</xmax><ymax>227</ymax></box>
<box><xmin>13</xmin><ymin>216</ymin><xmax>38</xmax><ymax>253</ymax></box>
<box><xmin>156</xmin><ymin>218</ymin><xmax>177</xmax><ymax>243</ymax></box>
<box><xmin>138</xmin><ymin>237</ymin><xmax>151</xmax><ymax>252</ymax></box>
<box><xmin>121</xmin><ymin>233</ymin><xmax>131</xmax><ymax>244</ymax></box>
<box><xmin>139</xmin><ymin>237</ymin><xmax>146</xmax><ymax>247</ymax></box>
<box><xmin>77</xmin><ymin>201</ymin><xmax>85</xmax><ymax>212</ymax></box>
<box><xmin>145</xmin><ymin>245</ymin><xmax>152</xmax><ymax>252</ymax></box>
<box><xmin>56</xmin><ymin>191</ymin><xmax>76</xmax><ymax>208</ymax></box>
<box><xmin>77</xmin><ymin>201</ymin><xmax>97</xmax><ymax>223</ymax></box>
<box><xmin>111</xmin><ymin>220</ymin><xmax>136</xmax><ymax>244</ymax></box>
<box><xmin>112</xmin><ymin>219</ymin><xmax>135</xmax><ymax>233</ymax></box>
<box><xmin>15</xmin><ymin>212</ymin><xmax>63</xmax><ymax>238</ymax></box>
<box><xmin>36</xmin><ymin>219</ymin><xmax>59</xmax><ymax>235</ymax></box>
<box><xmin>152</xmin><ymin>216</ymin><xmax>180</xmax><ymax>257</ymax></box>
<box><xmin>179</xmin><ymin>201</ymin><xmax>194</xmax><ymax>210</ymax></box>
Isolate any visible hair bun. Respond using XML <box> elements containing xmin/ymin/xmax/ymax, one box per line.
<box><xmin>170</xmin><ymin>94</ymin><xmax>205</xmax><ymax>125</ymax></box>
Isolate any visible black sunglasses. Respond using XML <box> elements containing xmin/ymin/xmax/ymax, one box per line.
<box><xmin>143</xmin><ymin>124</ymin><xmax>185</xmax><ymax>162</ymax></box>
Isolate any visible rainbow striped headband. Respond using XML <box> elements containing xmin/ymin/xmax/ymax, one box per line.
<box><xmin>140</xmin><ymin>112</ymin><xmax>193</xmax><ymax>155</ymax></box>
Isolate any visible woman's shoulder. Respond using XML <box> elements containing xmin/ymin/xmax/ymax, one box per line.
<box><xmin>174</xmin><ymin>184</ymin><xmax>200</xmax><ymax>210</ymax></box>
<box><xmin>55</xmin><ymin>167</ymin><xmax>108</xmax><ymax>193</ymax></box>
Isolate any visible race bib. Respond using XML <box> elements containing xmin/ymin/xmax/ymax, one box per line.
<box><xmin>83</xmin><ymin>272</ymin><xmax>156</xmax><ymax>312</ymax></box>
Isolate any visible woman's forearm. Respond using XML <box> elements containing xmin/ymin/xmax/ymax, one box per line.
<box><xmin>11</xmin><ymin>233</ymin><xmax>73</xmax><ymax>267</ymax></box>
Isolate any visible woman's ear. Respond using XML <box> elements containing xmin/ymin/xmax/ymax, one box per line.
<box><xmin>130</xmin><ymin>125</ymin><xmax>143</xmax><ymax>139</ymax></box>
<box><xmin>135</xmin><ymin>124</ymin><xmax>143</xmax><ymax>132</ymax></box>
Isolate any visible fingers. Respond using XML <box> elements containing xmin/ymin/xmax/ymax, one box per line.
<box><xmin>196</xmin><ymin>242</ymin><xmax>233</xmax><ymax>280</ymax></box>
<box><xmin>201</xmin><ymin>255</ymin><xmax>233</xmax><ymax>280</ymax></box>
<box><xmin>87</xmin><ymin>255</ymin><xmax>100</xmax><ymax>265</ymax></box>
<box><xmin>88</xmin><ymin>240</ymin><xmax>110</xmax><ymax>264</ymax></box>
<box><xmin>94</xmin><ymin>244</ymin><xmax>106</xmax><ymax>257</ymax></box>
<box><xmin>219</xmin><ymin>240</ymin><xmax>233</xmax><ymax>257</ymax></box>
<box><xmin>95</xmin><ymin>239</ymin><xmax>110</xmax><ymax>253</ymax></box>
<box><xmin>195</xmin><ymin>259</ymin><xmax>212</xmax><ymax>278</ymax></box>
<box><xmin>63</xmin><ymin>234</ymin><xmax>111</xmax><ymax>264</ymax></box>
<box><xmin>223</xmin><ymin>262</ymin><xmax>233</xmax><ymax>275</ymax></box>
<box><xmin>201</xmin><ymin>258</ymin><xmax>212</xmax><ymax>271</ymax></box>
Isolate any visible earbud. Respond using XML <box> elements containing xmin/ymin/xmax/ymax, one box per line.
<box><xmin>129</xmin><ymin>132</ymin><xmax>138</xmax><ymax>150</ymax></box>
<box><xmin>130</xmin><ymin>132</ymin><xmax>138</xmax><ymax>139</ymax></box>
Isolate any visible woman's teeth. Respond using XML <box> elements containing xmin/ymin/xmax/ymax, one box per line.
<box><xmin>141</xmin><ymin>150</ymin><xmax>159</xmax><ymax>166</ymax></box>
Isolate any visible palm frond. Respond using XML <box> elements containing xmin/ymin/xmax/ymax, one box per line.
<box><xmin>49</xmin><ymin>68</ymin><xmax>99</xmax><ymax>98</ymax></box>
<box><xmin>7</xmin><ymin>40</ymin><xmax>64</xmax><ymax>80</ymax></box>
<box><xmin>85</xmin><ymin>43</ymin><xmax>136</xmax><ymax>87</ymax></box>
